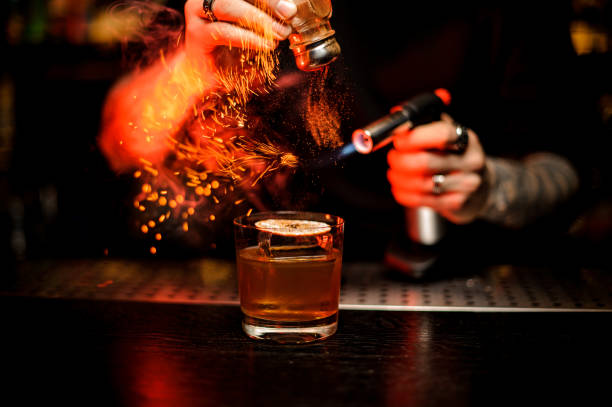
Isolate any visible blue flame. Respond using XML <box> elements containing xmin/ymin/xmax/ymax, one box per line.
<box><xmin>336</xmin><ymin>143</ymin><xmax>357</xmax><ymax>161</ymax></box>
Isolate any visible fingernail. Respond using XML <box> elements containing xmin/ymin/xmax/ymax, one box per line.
<box><xmin>273</xmin><ymin>23</ymin><xmax>292</xmax><ymax>40</ymax></box>
<box><xmin>276</xmin><ymin>0</ymin><xmax>297</xmax><ymax>20</ymax></box>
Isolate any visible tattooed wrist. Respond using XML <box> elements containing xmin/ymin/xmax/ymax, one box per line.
<box><xmin>478</xmin><ymin>154</ymin><xmax>579</xmax><ymax>228</ymax></box>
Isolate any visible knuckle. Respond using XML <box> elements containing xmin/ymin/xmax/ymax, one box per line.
<box><xmin>387</xmin><ymin>150</ymin><xmax>398</xmax><ymax>168</ymax></box>
<box><xmin>441</xmin><ymin>113</ymin><xmax>454</xmax><ymax>123</ymax></box>
<box><xmin>464</xmin><ymin>173</ymin><xmax>482</xmax><ymax>191</ymax></box>
<box><xmin>405</xmin><ymin>175</ymin><xmax>420</xmax><ymax>191</ymax></box>
<box><xmin>391</xmin><ymin>189</ymin><xmax>417</xmax><ymax>207</ymax></box>
<box><xmin>458</xmin><ymin>194</ymin><xmax>468</xmax><ymax>208</ymax></box>
<box><xmin>389</xmin><ymin>187</ymin><xmax>401</xmax><ymax>201</ymax></box>
<box><xmin>415</xmin><ymin>152</ymin><xmax>430</xmax><ymax>171</ymax></box>
<box><xmin>213</xmin><ymin>0</ymin><xmax>230</xmax><ymax>13</ymax></box>
<box><xmin>465</xmin><ymin>152</ymin><xmax>485</xmax><ymax>171</ymax></box>
<box><xmin>456</xmin><ymin>194</ymin><xmax>468</xmax><ymax>208</ymax></box>
<box><xmin>421</xmin><ymin>176</ymin><xmax>431</xmax><ymax>192</ymax></box>
<box><xmin>446</xmin><ymin>123</ymin><xmax>456</xmax><ymax>144</ymax></box>
<box><xmin>392</xmin><ymin>131</ymin><xmax>410</xmax><ymax>150</ymax></box>
<box><xmin>446</xmin><ymin>194</ymin><xmax>466</xmax><ymax>210</ymax></box>
<box><xmin>212</xmin><ymin>1</ymin><xmax>233</xmax><ymax>20</ymax></box>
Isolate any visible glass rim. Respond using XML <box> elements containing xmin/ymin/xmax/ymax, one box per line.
<box><xmin>233</xmin><ymin>210</ymin><xmax>344</xmax><ymax>231</ymax></box>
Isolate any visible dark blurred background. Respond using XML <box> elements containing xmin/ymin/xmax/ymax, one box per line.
<box><xmin>0</xmin><ymin>0</ymin><xmax>611</xmax><ymax>267</ymax></box>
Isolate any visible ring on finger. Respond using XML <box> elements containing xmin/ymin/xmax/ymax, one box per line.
<box><xmin>432</xmin><ymin>174</ymin><xmax>445</xmax><ymax>195</ymax></box>
<box><xmin>447</xmin><ymin>124</ymin><xmax>469</xmax><ymax>154</ymax></box>
<box><xmin>203</xmin><ymin>0</ymin><xmax>217</xmax><ymax>21</ymax></box>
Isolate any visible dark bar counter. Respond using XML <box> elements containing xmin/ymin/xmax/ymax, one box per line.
<box><xmin>2</xmin><ymin>258</ymin><xmax>612</xmax><ymax>406</ymax></box>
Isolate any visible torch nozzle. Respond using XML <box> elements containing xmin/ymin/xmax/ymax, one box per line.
<box><xmin>352</xmin><ymin>129</ymin><xmax>372</xmax><ymax>154</ymax></box>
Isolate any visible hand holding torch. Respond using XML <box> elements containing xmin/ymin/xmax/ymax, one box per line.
<box><xmin>351</xmin><ymin>89</ymin><xmax>453</xmax><ymax>246</ymax></box>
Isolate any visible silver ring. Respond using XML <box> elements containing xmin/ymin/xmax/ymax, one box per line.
<box><xmin>203</xmin><ymin>0</ymin><xmax>217</xmax><ymax>21</ymax></box>
<box><xmin>432</xmin><ymin>174</ymin><xmax>445</xmax><ymax>195</ymax></box>
<box><xmin>450</xmin><ymin>124</ymin><xmax>469</xmax><ymax>154</ymax></box>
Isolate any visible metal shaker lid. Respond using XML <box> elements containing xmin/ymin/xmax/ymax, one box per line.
<box><xmin>293</xmin><ymin>36</ymin><xmax>341</xmax><ymax>71</ymax></box>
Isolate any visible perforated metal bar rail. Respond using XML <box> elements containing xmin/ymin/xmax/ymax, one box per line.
<box><xmin>4</xmin><ymin>259</ymin><xmax>612</xmax><ymax>312</ymax></box>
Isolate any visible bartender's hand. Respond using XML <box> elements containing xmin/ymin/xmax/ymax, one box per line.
<box><xmin>184</xmin><ymin>0</ymin><xmax>296</xmax><ymax>62</ymax></box>
<box><xmin>387</xmin><ymin>114</ymin><xmax>490</xmax><ymax>224</ymax></box>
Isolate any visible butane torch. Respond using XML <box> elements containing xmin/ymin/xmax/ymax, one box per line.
<box><xmin>351</xmin><ymin>88</ymin><xmax>452</xmax><ymax>246</ymax></box>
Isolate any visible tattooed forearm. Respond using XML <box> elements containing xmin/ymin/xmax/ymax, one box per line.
<box><xmin>478</xmin><ymin>153</ymin><xmax>579</xmax><ymax>228</ymax></box>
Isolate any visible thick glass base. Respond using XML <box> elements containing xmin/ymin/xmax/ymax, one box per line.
<box><xmin>242</xmin><ymin>313</ymin><xmax>338</xmax><ymax>344</ymax></box>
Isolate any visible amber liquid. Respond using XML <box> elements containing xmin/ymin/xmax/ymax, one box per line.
<box><xmin>238</xmin><ymin>246</ymin><xmax>342</xmax><ymax>322</ymax></box>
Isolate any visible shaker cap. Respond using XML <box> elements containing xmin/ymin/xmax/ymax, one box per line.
<box><xmin>294</xmin><ymin>36</ymin><xmax>341</xmax><ymax>71</ymax></box>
